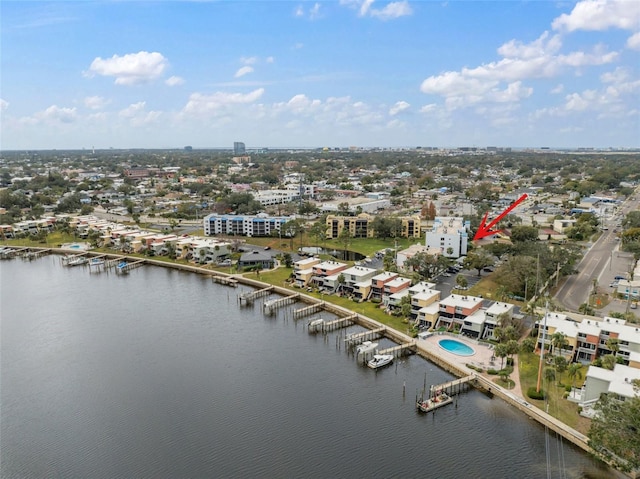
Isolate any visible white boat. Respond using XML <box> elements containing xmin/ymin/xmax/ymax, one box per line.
<box><xmin>89</xmin><ymin>258</ymin><xmax>105</xmax><ymax>266</ymax></box>
<box><xmin>367</xmin><ymin>354</ymin><xmax>393</xmax><ymax>369</ymax></box>
<box><xmin>356</xmin><ymin>341</ymin><xmax>378</xmax><ymax>355</ymax></box>
<box><xmin>67</xmin><ymin>256</ymin><xmax>87</xmax><ymax>266</ymax></box>
<box><xmin>308</xmin><ymin>318</ymin><xmax>324</xmax><ymax>333</ymax></box>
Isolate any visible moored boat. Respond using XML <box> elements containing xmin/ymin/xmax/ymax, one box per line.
<box><xmin>356</xmin><ymin>340</ymin><xmax>378</xmax><ymax>355</ymax></box>
<box><xmin>417</xmin><ymin>391</ymin><xmax>453</xmax><ymax>413</ymax></box>
<box><xmin>367</xmin><ymin>354</ymin><xmax>393</xmax><ymax>369</ymax></box>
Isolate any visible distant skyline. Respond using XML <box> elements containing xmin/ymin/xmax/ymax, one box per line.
<box><xmin>1</xmin><ymin>0</ymin><xmax>639</xmax><ymax>150</ymax></box>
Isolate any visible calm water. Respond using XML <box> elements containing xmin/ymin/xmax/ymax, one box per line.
<box><xmin>1</xmin><ymin>256</ymin><xmax>619</xmax><ymax>479</ymax></box>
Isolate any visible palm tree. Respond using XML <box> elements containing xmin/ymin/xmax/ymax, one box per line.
<box><xmin>550</xmin><ymin>332</ymin><xmax>567</xmax><ymax>356</ymax></box>
<box><xmin>543</xmin><ymin>367</ymin><xmax>556</xmax><ymax>384</ymax></box>
<box><xmin>494</xmin><ymin>343</ymin><xmax>509</xmax><ymax>369</ymax></box>
<box><xmin>567</xmin><ymin>363</ymin><xmax>583</xmax><ymax>390</ymax></box>
<box><xmin>605</xmin><ymin>337</ymin><xmax>620</xmax><ymax>357</ymax></box>
<box><xmin>553</xmin><ymin>356</ymin><xmax>568</xmax><ymax>384</ymax></box>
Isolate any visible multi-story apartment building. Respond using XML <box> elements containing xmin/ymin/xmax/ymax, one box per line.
<box><xmin>370</xmin><ymin>272</ymin><xmax>400</xmax><ymax>301</ymax></box>
<box><xmin>204</xmin><ymin>213</ymin><xmax>290</xmax><ymax>237</ymax></box>
<box><xmin>434</xmin><ymin>294</ymin><xmax>484</xmax><ymax>332</ymax></box>
<box><xmin>425</xmin><ymin>217</ymin><xmax>470</xmax><ymax>258</ymax></box>
<box><xmin>536</xmin><ymin>313</ymin><xmax>640</xmax><ymax>367</ymax></box>
<box><xmin>325</xmin><ymin>213</ymin><xmax>422</xmax><ymax>240</ymax></box>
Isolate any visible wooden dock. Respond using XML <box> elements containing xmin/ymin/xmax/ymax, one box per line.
<box><xmin>115</xmin><ymin>259</ymin><xmax>145</xmax><ymax>274</ymax></box>
<box><xmin>212</xmin><ymin>275</ymin><xmax>238</xmax><ymax>287</ymax></box>
<box><xmin>23</xmin><ymin>248</ymin><xmax>52</xmax><ymax>260</ymax></box>
<box><xmin>416</xmin><ymin>375</ymin><xmax>476</xmax><ymax>414</ymax></box>
<box><xmin>103</xmin><ymin>256</ymin><xmax>127</xmax><ymax>270</ymax></box>
<box><xmin>293</xmin><ymin>302</ymin><xmax>325</xmax><ymax>319</ymax></box>
<box><xmin>239</xmin><ymin>286</ymin><xmax>274</xmax><ymax>305</ymax></box>
<box><xmin>321</xmin><ymin>313</ymin><xmax>357</xmax><ymax>333</ymax></box>
<box><xmin>377</xmin><ymin>342</ymin><xmax>415</xmax><ymax>358</ymax></box>
<box><xmin>431</xmin><ymin>374</ymin><xmax>477</xmax><ymax>397</ymax></box>
<box><xmin>345</xmin><ymin>327</ymin><xmax>386</xmax><ymax>346</ymax></box>
<box><xmin>263</xmin><ymin>293</ymin><xmax>300</xmax><ymax>315</ymax></box>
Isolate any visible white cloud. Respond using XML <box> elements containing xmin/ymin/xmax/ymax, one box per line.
<box><xmin>240</xmin><ymin>56</ymin><xmax>258</xmax><ymax>65</ymax></box>
<box><xmin>294</xmin><ymin>5</ymin><xmax>304</xmax><ymax>17</ymax></box>
<box><xmin>551</xmin><ymin>84</ymin><xmax>564</xmax><ymax>94</ymax></box>
<box><xmin>552</xmin><ymin>0</ymin><xmax>640</xmax><ymax>32</ymax></box>
<box><xmin>118</xmin><ymin>101</ymin><xmax>161</xmax><ymax>126</ymax></box>
<box><xmin>234</xmin><ymin>66</ymin><xmax>254</xmax><ymax>78</ymax></box>
<box><xmin>340</xmin><ymin>0</ymin><xmax>413</xmax><ymax>20</ymax></box>
<box><xmin>0</xmin><ymin>98</ymin><xmax>8</xmax><ymax>111</ymax></box>
<box><xmin>266</xmin><ymin>56</ymin><xmax>275</xmax><ymax>63</ymax></box>
<box><xmin>310</xmin><ymin>3</ymin><xmax>322</xmax><ymax>19</ymax></box>
<box><xmin>370</xmin><ymin>1</ymin><xmax>413</xmax><ymax>20</ymax></box>
<box><xmin>22</xmin><ymin>105</ymin><xmax>78</xmax><ymax>125</ymax></box>
<box><xmin>182</xmin><ymin>88</ymin><xmax>265</xmax><ymax>115</ymax></box>
<box><xmin>419</xmin><ymin>104</ymin><xmax>437</xmax><ymax>113</ymax></box>
<box><xmin>627</xmin><ymin>32</ymin><xmax>640</xmax><ymax>51</ymax></box>
<box><xmin>119</xmin><ymin>101</ymin><xmax>147</xmax><ymax>118</ymax></box>
<box><xmin>389</xmin><ymin>100</ymin><xmax>410</xmax><ymax>115</ymax></box>
<box><xmin>165</xmin><ymin>76</ymin><xmax>185</xmax><ymax>86</ymax></box>
<box><xmin>86</xmin><ymin>51</ymin><xmax>168</xmax><ymax>85</ymax></box>
<box><xmin>497</xmin><ymin>31</ymin><xmax>562</xmax><ymax>59</ymax></box>
<box><xmin>420</xmin><ymin>31</ymin><xmax>619</xmax><ymax>109</ymax></box>
<box><xmin>84</xmin><ymin>95</ymin><xmax>109</xmax><ymax>110</ymax></box>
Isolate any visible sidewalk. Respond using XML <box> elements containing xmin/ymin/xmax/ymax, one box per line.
<box><xmin>419</xmin><ymin>333</ymin><xmax>524</xmax><ymax>398</ymax></box>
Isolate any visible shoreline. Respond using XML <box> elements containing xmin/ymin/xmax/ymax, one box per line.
<box><xmin>8</xmin><ymin>246</ymin><xmax>632</xmax><ymax>477</ymax></box>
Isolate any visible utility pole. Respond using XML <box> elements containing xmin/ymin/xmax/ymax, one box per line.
<box><xmin>536</xmin><ymin>297</ymin><xmax>549</xmax><ymax>394</ymax></box>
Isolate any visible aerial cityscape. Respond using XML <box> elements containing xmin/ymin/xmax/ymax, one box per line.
<box><xmin>1</xmin><ymin>0</ymin><xmax>640</xmax><ymax>478</ymax></box>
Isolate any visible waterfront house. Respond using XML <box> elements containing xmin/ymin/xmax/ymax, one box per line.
<box><xmin>434</xmin><ymin>294</ymin><xmax>484</xmax><ymax>332</ymax></box>
<box><xmin>238</xmin><ymin>251</ymin><xmax>274</xmax><ymax>270</ymax></box>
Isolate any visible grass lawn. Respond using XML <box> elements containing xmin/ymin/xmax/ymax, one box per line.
<box><xmin>518</xmin><ymin>351</ymin><xmax>591</xmax><ymax>434</ymax></box>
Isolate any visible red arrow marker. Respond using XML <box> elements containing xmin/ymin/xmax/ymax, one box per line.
<box><xmin>473</xmin><ymin>193</ymin><xmax>528</xmax><ymax>241</ymax></box>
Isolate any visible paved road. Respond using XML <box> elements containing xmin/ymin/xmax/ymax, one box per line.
<box><xmin>554</xmin><ymin>188</ymin><xmax>640</xmax><ymax>312</ymax></box>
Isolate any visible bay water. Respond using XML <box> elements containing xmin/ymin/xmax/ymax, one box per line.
<box><xmin>0</xmin><ymin>256</ymin><xmax>619</xmax><ymax>478</ymax></box>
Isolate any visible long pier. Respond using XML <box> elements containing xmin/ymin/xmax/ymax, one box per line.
<box><xmin>263</xmin><ymin>293</ymin><xmax>300</xmax><ymax>315</ymax></box>
<box><xmin>377</xmin><ymin>342</ymin><xmax>415</xmax><ymax>358</ymax></box>
<box><xmin>293</xmin><ymin>302</ymin><xmax>325</xmax><ymax>319</ymax></box>
<box><xmin>345</xmin><ymin>327</ymin><xmax>386</xmax><ymax>346</ymax></box>
<box><xmin>239</xmin><ymin>286</ymin><xmax>274</xmax><ymax>305</ymax></box>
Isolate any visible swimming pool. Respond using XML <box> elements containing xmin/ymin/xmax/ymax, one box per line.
<box><xmin>438</xmin><ymin>338</ymin><xmax>475</xmax><ymax>356</ymax></box>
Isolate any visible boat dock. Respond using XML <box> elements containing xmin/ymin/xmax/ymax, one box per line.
<box><xmin>377</xmin><ymin>342</ymin><xmax>415</xmax><ymax>358</ymax></box>
<box><xmin>239</xmin><ymin>286</ymin><xmax>274</xmax><ymax>305</ymax></box>
<box><xmin>416</xmin><ymin>375</ymin><xmax>476</xmax><ymax>413</ymax></box>
<box><xmin>263</xmin><ymin>293</ymin><xmax>300</xmax><ymax>315</ymax></box>
<box><xmin>212</xmin><ymin>275</ymin><xmax>238</xmax><ymax>287</ymax></box>
<box><xmin>345</xmin><ymin>327</ymin><xmax>386</xmax><ymax>346</ymax></box>
<box><xmin>61</xmin><ymin>253</ymin><xmax>88</xmax><ymax>266</ymax></box>
<box><xmin>431</xmin><ymin>374</ymin><xmax>477</xmax><ymax>397</ymax></box>
<box><xmin>115</xmin><ymin>259</ymin><xmax>145</xmax><ymax>274</ymax></box>
<box><xmin>320</xmin><ymin>313</ymin><xmax>357</xmax><ymax>333</ymax></box>
<box><xmin>22</xmin><ymin>248</ymin><xmax>52</xmax><ymax>260</ymax></box>
<box><xmin>293</xmin><ymin>302</ymin><xmax>325</xmax><ymax>319</ymax></box>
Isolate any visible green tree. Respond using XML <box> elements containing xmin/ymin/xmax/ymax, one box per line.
<box><xmin>550</xmin><ymin>332</ymin><xmax>568</xmax><ymax>356</ymax></box>
<box><xmin>455</xmin><ymin>274</ymin><xmax>468</xmax><ymax>290</ymax></box>
<box><xmin>543</xmin><ymin>366</ymin><xmax>556</xmax><ymax>384</ymax></box>
<box><xmin>510</xmin><ymin>225</ymin><xmax>539</xmax><ymax>243</ymax></box>
<box><xmin>553</xmin><ymin>356</ymin><xmax>568</xmax><ymax>384</ymax></box>
<box><xmin>588</xmin><ymin>380</ymin><xmax>640</xmax><ymax>470</ymax></box>
<box><xmin>567</xmin><ymin>363</ymin><xmax>583</xmax><ymax>389</ymax></box>
<box><xmin>463</xmin><ymin>248</ymin><xmax>494</xmax><ymax>276</ymax></box>
<box><xmin>606</xmin><ymin>337</ymin><xmax>620</xmax><ymax>357</ymax></box>
<box><xmin>520</xmin><ymin>337</ymin><xmax>536</xmax><ymax>354</ymax></box>
<box><xmin>601</xmin><ymin>354</ymin><xmax>616</xmax><ymax>370</ymax></box>
<box><xmin>494</xmin><ymin>343</ymin><xmax>509</xmax><ymax>369</ymax></box>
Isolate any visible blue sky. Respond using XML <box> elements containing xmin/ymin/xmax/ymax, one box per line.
<box><xmin>1</xmin><ymin>0</ymin><xmax>639</xmax><ymax>150</ymax></box>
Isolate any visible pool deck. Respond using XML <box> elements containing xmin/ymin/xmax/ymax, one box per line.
<box><xmin>420</xmin><ymin>333</ymin><xmax>523</xmax><ymax>398</ymax></box>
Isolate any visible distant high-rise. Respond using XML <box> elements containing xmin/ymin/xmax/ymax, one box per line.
<box><xmin>233</xmin><ymin>142</ymin><xmax>246</xmax><ymax>155</ymax></box>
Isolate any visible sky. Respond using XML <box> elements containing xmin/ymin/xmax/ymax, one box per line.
<box><xmin>1</xmin><ymin>0</ymin><xmax>639</xmax><ymax>150</ymax></box>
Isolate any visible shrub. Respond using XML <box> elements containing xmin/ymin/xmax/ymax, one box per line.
<box><xmin>565</xmin><ymin>385</ymin><xmax>572</xmax><ymax>392</ymax></box>
<box><xmin>527</xmin><ymin>387</ymin><xmax>546</xmax><ymax>400</ymax></box>
<box><xmin>487</xmin><ymin>369</ymin><xmax>499</xmax><ymax>375</ymax></box>
<box><xmin>506</xmin><ymin>357</ymin><xmax>514</xmax><ymax>366</ymax></box>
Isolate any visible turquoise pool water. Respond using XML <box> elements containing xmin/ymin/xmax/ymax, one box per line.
<box><xmin>438</xmin><ymin>338</ymin><xmax>475</xmax><ymax>356</ymax></box>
